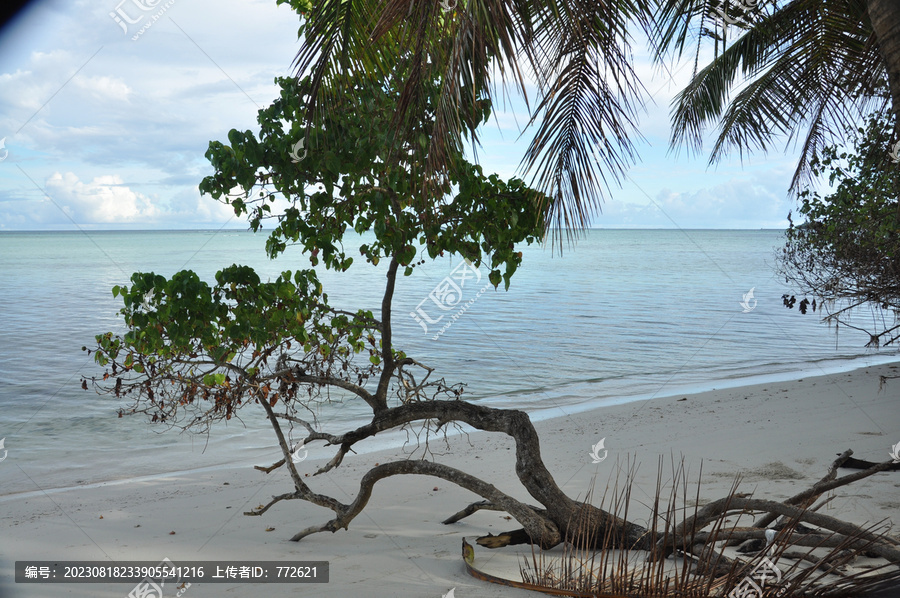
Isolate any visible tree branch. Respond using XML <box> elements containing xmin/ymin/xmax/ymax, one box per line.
<box><xmin>372</xmin><ymin>257</ymin><xmax>399</xmax><ymax>413</ymax></box>
<box><xmin>663</xmin><ymin>497</ymin><xmax>900</xmax><ymax>564</ymax></box>
<box><xmin>747</xmin><ymin>449</ymin><xmax>853</xmax><ymax>532</ymax></box>
<box><xmin>442</xmin><ymin>500</ymin><xmax>502</xmax><ymax>524</ymax></box>
<box><xmin>442</xmin><ymin>500</ymin><xmax>550</xmax><ymax>525</ymax></box>
<box><xmin>293</xmin><ymin>400</ymin><xmax>573</xmax><ymax>513</ymax></box>
<box><xmin>244</xmin><ymin>492</ymin><xmax>299</xmax><ymax>516</ymax></box>
<box><xmin>289</xmin><ymin>459</ymin><xmax>561</xmax><ymax>546</ymax></box>
<box><xmin>256</xmin><ymin>390</ymin><xmax>348</xmax><ymax>516</ymax></box>
<box><xmin>752</xmin><ymin>452</ymin><xmax>899</xmax><ymax>530</ymax></box>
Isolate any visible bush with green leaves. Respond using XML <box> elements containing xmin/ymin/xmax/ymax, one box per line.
<box><xmin>779</xmin><ymin>113</ymin><xmax>900</xmax><ymax>347</ymax></box>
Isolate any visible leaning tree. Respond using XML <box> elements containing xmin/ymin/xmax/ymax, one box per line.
<box><xmin>84</xmin><ymin>67</ymin><xmax>606</xmax><ymax>549</ymax></box>
<box><xmin>83</xmin><ymin>5</ymin><xmax>900</xmax><ymax>595</ymax></box>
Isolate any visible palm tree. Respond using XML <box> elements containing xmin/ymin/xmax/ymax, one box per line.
<box><xmin>287</xmin><ymin>0</ymin><xmax>653</xmax><ymax>234</ymax></box>
<box><xmin>287</xmin><ymin>0</ymin><xmax>900</xmax><ymax>231</ymax></box>
<box><xmin>653</xmin><ymin>0</ymin><xmax>900</xmax><ymax>193</ymax></box>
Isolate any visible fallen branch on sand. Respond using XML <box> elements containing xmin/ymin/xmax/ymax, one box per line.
<box><xmin>451</xmin><ymin>455</ymin><xmax>899</xmax><ymax>597</ymax></box>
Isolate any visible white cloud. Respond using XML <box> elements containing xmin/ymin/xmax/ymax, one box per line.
<box><xmin>0</xmin><ymin>0</ymin><xmax>804</xmax><ymax>230</ymax></box>
<box><xmin>45</xmin><ymin>171</ymin><xmax>160</xmax><ymax>223</ymax></box>
<box><xmin>74</xmin><ymin>75</ymin><xmax>132</xmax><ymax>102</ymax></box>
<box><xmin>594</xmin><ymin>174</ymin><xmax>793</xmax><ymax>229</ymax></box>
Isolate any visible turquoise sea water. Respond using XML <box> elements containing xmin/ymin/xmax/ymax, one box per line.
<box><xmin>0</xmin><ymin>229</ymin><xmax>896</xmax><ymax>496</ymax></box>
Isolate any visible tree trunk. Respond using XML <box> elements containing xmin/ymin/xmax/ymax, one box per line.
<box><xmin>866</xmin><ymin>0</ymin><xmax>900</xmax><ymax>222</ymax></box>
<box><xmin>252</xmin><ymin>398</ymin><xmax>650</xmax><ymax>549</ymax></box>
<box><xmin>246</xmin><ymin>383</ymin><xmax>900</xmax><ymax>595</ymax></box>
<box><xmin>867</xmin><ymin>0</ymin><xmax>900</xmax><ymax>119</ymax></box>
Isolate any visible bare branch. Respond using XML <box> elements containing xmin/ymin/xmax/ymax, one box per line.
<box><xmin>253</xmin><ymin>459</ymin><xmax>286</xmax><ymax>474</ymax></box>
<box><xmin>442</xmin><ymin>500</ymin><xmax>500</xmax><ymax>524</ymax></box>
<box><xmin>667</xmin><ymin>497</ymin><xmax>900</xmax><ymax>565</ymax></box>
<box><xmin>290</xmin><ymin>459</ymin><xmax>561</xmax><ymax>546</ymax></box>
<box><xmin>244</xmin><ymin>492</ymin><xmax>299</xmax><ymax>516</ymax></box>
<box><xmin>442</xmin><ymin>500</ymin><xmax>548</xmax><ymax>525</ymax></box>
<box><xmin>749</xmin><ymin>449</ymin><xmax>854</xmax><ymax>530</ymax></box>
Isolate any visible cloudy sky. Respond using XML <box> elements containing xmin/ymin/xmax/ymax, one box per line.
<box><xmin>0</xmin><ymin>0</ymin><xmax>801</xmax><ymax>230</ymax></box>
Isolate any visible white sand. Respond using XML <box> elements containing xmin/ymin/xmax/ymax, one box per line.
<box><xmin>1</xmin><ymin>362</ymin><xmax>898</xmax><ymax>597</ymax></box>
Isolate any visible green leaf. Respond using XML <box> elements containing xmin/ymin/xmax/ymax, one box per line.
<box><xmin>203</xmin><ymin>373</ymin><xmax>227</xmax><ymax>386</ymax></box>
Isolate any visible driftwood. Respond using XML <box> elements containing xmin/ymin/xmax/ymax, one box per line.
<box><xmin>447</xmin><ymin>453</ymin><xmax>900</xmax><ymax>597</ymax></box>
<box><xmin>841</xmin><ymin>456</ymin><xmax>900</xmax><ymax>472</ymax></box>
<box><xmin>731</xmin><ymin>449</ymin><xmax>898</xmax><ymax>536</ymax></box>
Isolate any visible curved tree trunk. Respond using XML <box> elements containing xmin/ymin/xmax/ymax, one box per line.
<box><xmin>253</xmin><ymin>396</ymin><xmax>649</xmax><ymax>550</ymax></box>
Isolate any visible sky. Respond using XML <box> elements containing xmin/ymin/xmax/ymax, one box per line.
<box><xmin>0</xmin><ymin>0</ymin><xmax>803</xmax><ymax>231</ymax></box>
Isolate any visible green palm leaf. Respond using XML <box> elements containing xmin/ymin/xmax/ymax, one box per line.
<box><xmin>657</xmin><ymin>0</ymin><xmax>891</xmax><ymax>194</ymax></box>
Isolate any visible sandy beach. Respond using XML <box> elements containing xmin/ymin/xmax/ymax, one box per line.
<box><xmin>1</xmin><ymin>361</ymin><xmax>898</xmax><ymax>597</ymax></box>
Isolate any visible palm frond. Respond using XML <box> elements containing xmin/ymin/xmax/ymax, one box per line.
<box><xmin>292</xmin><ymin>0</ymin><xmax>399</xmax><ymax>114</ymax></box>
<box><xmin>662</xmin><ymin>0</ymin><xmax>890</xmax><ymax>195</ymax></box>
<box><xmin>290</xmin><ymin>0</ymin><xmax>654</xmax><ymax>236</ymax></box>
<box><xmin>520</xmin><ymin>0</ymin><xmax>648</xmax><ymax>238</ymax></box>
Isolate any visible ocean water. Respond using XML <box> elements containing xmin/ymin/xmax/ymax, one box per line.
<box><xmin>0</xmin><ymin>229</ymin><xmax>895</xmax><ymax>497</ymax></box>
